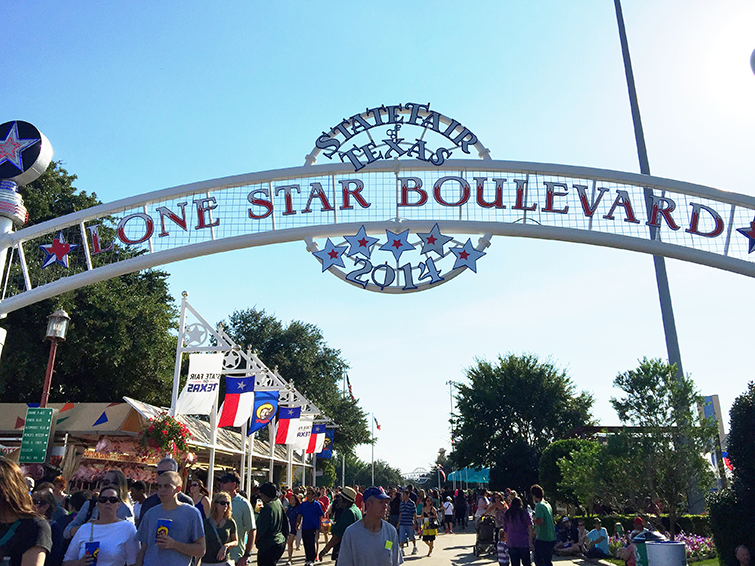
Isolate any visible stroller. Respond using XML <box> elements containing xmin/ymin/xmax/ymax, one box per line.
<box><xmin>473</xmin><ymin>516</ymin><xmax>497</xmax><ymax>557</ymax></box>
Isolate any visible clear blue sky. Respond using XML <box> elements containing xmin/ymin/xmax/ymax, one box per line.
<box><xmin>4</xmin><ymin>1</ymin><xmax>755</xmax><ymax>475</ymax></box>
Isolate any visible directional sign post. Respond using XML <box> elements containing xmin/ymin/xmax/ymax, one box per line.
<box><xmin>19</xmin><ymin>407</ymin><xmax>56</xmax><ymax>464</ymax></box>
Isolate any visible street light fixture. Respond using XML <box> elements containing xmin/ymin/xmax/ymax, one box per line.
<box><xmin>40</xmin><ymin>309</ymin><xmax>70</xmax><ymax>408</ymax></box>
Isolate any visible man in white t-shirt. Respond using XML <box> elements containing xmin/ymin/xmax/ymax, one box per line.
<box><xmin>338</xmin><ymin>486</ymin><xmax>403</xmax><ymax>566</ymax></box>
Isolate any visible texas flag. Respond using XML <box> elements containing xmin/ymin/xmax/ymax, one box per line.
<box><xmin>275</xmin><ymin>406</ymin><xmax>302</xmax><ymax>444</ymax></box>
<box><xmin>306</xmin><ymin>424</ymin><xmax>327</xmax><ymax>454</ymax></box>
<box><xmin>217</xmin><ymin>376</ymin><xmax>255</xmax><ymax>428</ymax></box>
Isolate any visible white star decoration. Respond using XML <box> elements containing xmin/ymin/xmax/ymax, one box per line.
<box><xmin>379</xmin><ymin>229</ymin><xmax>415</xmax><ymax>261</ymax></box>
<box><xmin>312</xmin><ymin>238</ymin><xmax>348</xmax><ymax>271</ymax></box>
<box><xmin>417</xmin><ymin>223</ymin><xmax>453</xmax><ymax>256</ymax></box>
<box><xmin>0</xmin><ymin>122</ymin><xmax>38</xmax><ymax>171</ymax></box>
<box><xmin>449</xmin><ymin>239</ymin><xmax>486</xmax><ymax>272</ymax></box>
<box><xmin>343</xmin><ymin>225</ymin><xmax>379</xmax><ymax>259</ymax></box>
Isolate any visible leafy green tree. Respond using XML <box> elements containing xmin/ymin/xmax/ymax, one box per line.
<box><xmin>340</xmin><ymin>453</ymin><xmax>403</xmax><ymax>488</ymax></box>
<box><xmin>450</xmin><ymin>353</ymin><xmax>594</xmax><ymax>495</ymax></box>
<box><xmin>708</xmin><ymin>382</ymin><xmax>755</xmax><ymax>564</ymax></box>
<box><xmin>610</xmin><ymin>357</ymin><xmax>715</xmax><ymax>537</ymax></box>
<box><xmin>539</xmin><ymin>438</ymin><xmax>593</xmax><ymax>507</ymax></box>
<box><xmin>557</xmin><ymin>433</ymin><xmax>644</xmax><ymax>514</ymax></box>
<box><xmin>224</xmin><ymin>308</ymin><xmax>369</xmax><ymax>453</ymax></box>
<box><xmin>0</xmin><ymin>163</ymin><xmax>177</xmax><ymax>405</ymax></box>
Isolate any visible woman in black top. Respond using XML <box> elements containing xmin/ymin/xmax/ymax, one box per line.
<box><xmin>0</xmin><ymin>457</ymin><xmax>52</xmax><ymax>566</ymax></box>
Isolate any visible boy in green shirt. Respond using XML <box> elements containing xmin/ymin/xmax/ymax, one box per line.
<box><xmin>530</xmin><ymin>484</ymin><xmax>556</xmax><ymax>566</ymax></box>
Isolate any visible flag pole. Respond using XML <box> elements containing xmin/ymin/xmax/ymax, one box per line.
<box><xmin>169</xmin><ymin>292</ymin><xmax>189</xmax><ymax>416</ymax></box>
<box><xmin>342</xmin><ymin>372</ymin><xmax>346</xmax><ymax>488</ymax></box>
<box><xmin>240</xmin><ymin>420</ymin><xmax>247</xmax><ymax>492</ymax></box>
<box><xmin>208</xmin><ymin>395</ymin><xmax>218</xmax><ymax>497</ymax></box>
<box><xmin>371</xmin><ymin>412</ymin><xmax>375</xmax><ymax>486</ymax></box>
<box><xmin>268</xmin><ymin>419</ymin><xmax>276</xmax><ymax>482</ymax></box>
<box><xmin>247</xmin><ymin>431</ymin><xmax>254</xmax><ymax>492</ymax></box>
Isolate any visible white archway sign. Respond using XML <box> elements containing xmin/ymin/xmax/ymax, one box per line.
<box><xmin>1</xmin><ymin>157</ymin><xmax>755</xmax><ymax>316</ymax></box>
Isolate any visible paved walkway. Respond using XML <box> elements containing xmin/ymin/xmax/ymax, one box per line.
<box><xmin>286</xmin><ymin>523</ymin><xmax>613</xmax><ymax>566</ymax></box>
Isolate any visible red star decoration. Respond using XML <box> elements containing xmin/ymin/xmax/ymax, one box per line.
<box><xmin>0</xmin><ymin>138</ymin><xmax>21</xmax><ymax>163</ymax></box>
<box><xmin>427</xmin><ymin>235</ymin><xmax>437</xmax><ymax>244</ymax></box>
<box><xmin>459</xmin><ymin>251</ymin><xmax>469</xmax><ymax>260</ymax></box>
<box><xmin>328</xmin><ymin>249</ymin><xmax>339</xmax><ymax>259</ymax></box>
<box><xmin>392</xmin><ymin>239</ymin><xmax>402</xmax><ymax>249</ymax></box>
<box><xmin>358</xmin><ymin>238</ymin><xmax>368</xmax><ymax>247</ymax></box>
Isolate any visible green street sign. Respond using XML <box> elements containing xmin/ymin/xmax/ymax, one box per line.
<box><xmin>19</xmin><ymin>408</ymin><xmax>56</xmax><ymax>464</ymax></box>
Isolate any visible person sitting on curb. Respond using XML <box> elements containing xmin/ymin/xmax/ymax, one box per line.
<box><xmin>583</xmin><ymin>518</ymin><xmax>609</xmax><ymax>560</ymax></box>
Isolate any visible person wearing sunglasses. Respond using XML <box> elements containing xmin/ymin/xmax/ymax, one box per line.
<box><xmin>62</xmin><ymin>486</ymin><xmax>138</xmax><ymax>566</ymax></box>
<box><xmin>135</xmin><ymin>458</ymin><xmax>192</xmax><ymax>529</ymax></box>
<box><xmin>201</xmin><ymin>492</ymin><xmax>237</xmax><ymax>566</ymax></box>
<box><xmin>31</xmin><ymin>488</ymin><xmax>67</xmax><ymax>566</ymax></box>
<box><xmin>188</xmin><ymin>480</ymin><xmax>210</xmax><ymax>521</ymax></box>
<box><xmin>63</xmin><ymin>471</ymin><xmax>133</xmax><ymax>540</ymax></box>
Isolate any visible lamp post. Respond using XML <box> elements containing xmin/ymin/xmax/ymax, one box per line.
<box><xmin>40</xmin><ymin>309</ymin><xmax>70</xmax><ymax>408</ymax></box>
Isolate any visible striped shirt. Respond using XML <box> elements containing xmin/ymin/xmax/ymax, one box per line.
<box><xmin>399</xmin><ymin>500</ymin><xmax>416</xmax><ymax>526</ymax></box>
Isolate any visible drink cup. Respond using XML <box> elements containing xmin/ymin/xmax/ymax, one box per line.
<box><xmin>156</xmin><ymin>518</ymin><xmax>172</xmax><ymax>542</ymax></box>
<box><xmin>84</xmin><ymin>541</ymin><xmax>100</xmax><ymax>566</ymax></box>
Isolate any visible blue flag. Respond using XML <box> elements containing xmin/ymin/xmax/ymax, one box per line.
<box><xmin>317</xmin><ymin>428</ymin><xmax>334</xmax><ymax>459</ymax></box>
<box><xmin>248</xmin><ymin>390</ymin><xmax>279</xmax><ymax>435</ymax></box>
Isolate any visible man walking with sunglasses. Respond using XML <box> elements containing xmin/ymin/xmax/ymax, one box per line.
<box><xmin>137</xmin><ymin>457</ymin><xmax>194</xmax><ymax>527</ymax></box>
<box><xmin>136</xmin><ymin>471</ymin><xmax>205</xmax><ymax>566</ymax></box>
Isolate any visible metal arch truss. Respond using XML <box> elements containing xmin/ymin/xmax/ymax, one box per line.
<box><xmin>2</xmin><ymin>159</ymin><xmax>755</xmax><ymax>315</ymax></box>
<box><xmin>174</xmin><ymin>296</ymin><xmax>325</xmax><ymax>418</ymax></box>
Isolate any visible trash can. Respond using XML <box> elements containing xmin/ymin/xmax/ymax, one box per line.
<box><xmin>633</xmin><ymin>529</ymin><xmax>667</xmax><ymax>566</ymax></box>
<box><xmin>647</xmin><ymin>540</ymin><xmax>686</xmax><ymax>566</ymax></box>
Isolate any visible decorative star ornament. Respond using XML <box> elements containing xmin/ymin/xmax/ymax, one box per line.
<box><xmin>379</xmin><ymin>229</ymin><xmax>415</xmax><ymax>261</ymax></box>
<box><xmin>449</xmin><ymin>238</ymin><xmax>486</xmax><ymax>272</ymax></box>
<box><xmin>39</xmin><ymin>231</ymin><xmax>78</xmax><ymax>268</ymax></box>
<box><xmin>312</xmin><ymin>238</ymin><xmax>348</xmax><ymax>271</ymax></box>
<box><xmin>736</xmin><ymin>217</ymin><xmax>755</xmax><ymax>254</ymax></box>
<box><xmin>343</xmin><ymin>225</ymin><xmax>380</xmax><ymax>259</ymax></box>
<box><xmin>417</xmin><ymin>223</ymin><xmax>453</xmax><ymax>256</ymax></box>
<box><xmin>0</xmin><ymin>122</ymin><xmax>39</xmax><ymax>171</ymax></box>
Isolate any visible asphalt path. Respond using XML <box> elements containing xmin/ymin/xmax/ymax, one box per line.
<box><xmin>285</xmin><ymin>523</ymin><xmax>613</xmax><ymax>566</ymax></box>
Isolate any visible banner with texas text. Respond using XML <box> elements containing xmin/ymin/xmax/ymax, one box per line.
<box><xmin>175</xmin><ymin>353</ymin><xmax>223</xmax><ymax>415</ymax></box>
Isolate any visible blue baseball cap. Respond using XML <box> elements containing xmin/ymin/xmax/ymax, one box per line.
<box><xmin>363</xmin><ymin>486</ymin><xmax>390</xmax><ymax>502</ymax></box>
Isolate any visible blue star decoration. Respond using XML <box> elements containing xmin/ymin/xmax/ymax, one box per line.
<box><xmin>343</xmin><ymin>225</ymin><xmax>380</xmax><ymax>260</ymax></box>
<box><xmin>0</xmin><ymin>122</ymin><xmax>39</xmax><ymax>171</ymax></box>
<box><xmin>417</xmin><ymin>223</ymin><xmax>453</xmax><ymax>256</ymax></box>
<box><xmin>39</xmin><ymin>231</ymin><xmax>78</xmax><ymax>268</ymax></box>
<box><xmin>312</xmin><ymin>238</ymin><xmax>348</xmax><ymax>271</ymax></box>
<box><xmin>736</xmin><ymin>217</ymin><xmax>755</xmax><ymax>254</ymax></box>
<box><xmin>449</xmin><ymin>239</ymin><xmax>486</xmax><ymax>272</ymax></box>
<box><xmin>379</xmin><ymin>229</ymin><xmax>415</xmax><ymax>262</ymax></box>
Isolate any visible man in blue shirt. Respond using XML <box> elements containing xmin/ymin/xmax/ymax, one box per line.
<box><xmin>296</xmin><ymin>487</ymin><xmax>324</xmax><ymax>566</ymax></box>
<box><xmin>398</xmin><ymin>490</ymin><xmax>418</xmax><ymax>555</ymax></box>
<box><xmin>584</xmin><ymin>518</ymin><xmax>609</xmax><ymax>559</ymax></box>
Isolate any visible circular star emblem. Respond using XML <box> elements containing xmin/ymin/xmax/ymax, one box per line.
<box><xmin>0</xmin><ymin>121</ymin><xmax>53</xmax><ymax>185</ymax></box>
<box><xmin>184</xmin><ymin>323</ymin><xmax>208</xmax><ymax>346</ymax></box>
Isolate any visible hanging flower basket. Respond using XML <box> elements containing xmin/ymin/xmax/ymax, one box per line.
<box><xmin>139</xmin><ymin>414</ymin><xmax>193</xmax><ymax>457</ymax></box>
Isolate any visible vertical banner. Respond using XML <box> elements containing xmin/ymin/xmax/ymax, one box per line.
<box><xmin>248</xmin><ymin>391</ymin><xmax>279</xmax><ymax>435</ymax></box>
<box><xmin>175</xmin><ymin>353</ymin><xmax>224</xmax><ymax>415</ymax></box>
<box><xmin>317</xmin><ymin>428</ymin><xmax>334</xmax><ymax>459</ymax></box>
<box><xmin>292</xmin><ymin>417</ymin><xmax>313</xmax><ymax>450</ymax></box>
<box><xmin>306</xmin><ymin>424</ymin><xmax>326</xmax><ymax>454</ymax></box>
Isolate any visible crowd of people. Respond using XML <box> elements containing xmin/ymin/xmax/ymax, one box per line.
<box><xmin>3</xmin><ymin>456</ymin><xmax>750</xmax><ymax>566</ymax></box>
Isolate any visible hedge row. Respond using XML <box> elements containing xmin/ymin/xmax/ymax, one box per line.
<box><xmin>561</xmin><ymin>514</ymin><xmax>711</xmax><ymax>537</ymax></box>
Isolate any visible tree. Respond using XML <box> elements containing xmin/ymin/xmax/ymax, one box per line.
<box><xmin>557</xmin><ymin>432</ymin><xmax>645</xmax><ymax>514</ymax></box>
<box><xmin>610</xmin><ymin>357</ymin><xmax>715</xmax><ymax>537</ymax></box>
<box><xmin>0</xmin><ymin>163</ymin><xmax>178</xmax><ymax>405</ymax></box>
<box><xmin>450</xmin><ymin>353</ymin><xmax>594</xmax><ymax>495</ymax></box>
<box><xmin>224</xmin><ymin>308</ymin><xmax>370</xmax><ymax>453</ymax></box>
<box><xmin>539</xmin><ymin>438</ymin><xmax>593</xmax><ymax>508</ymax></box>
<box><xmin>708</xmin><ymin>382</ymin><xmax>755</xmax><ymax>564</ymax></box>
<box><xmin>341</xmin><ymin>453</ymin><xmax>403</xmax><ymax>488</ymax></box>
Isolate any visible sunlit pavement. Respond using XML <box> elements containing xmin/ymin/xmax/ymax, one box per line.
<box><xmin>300</xmin><ymin>523</ymin><xmax>613</xmax><ymax>566</ymax></box>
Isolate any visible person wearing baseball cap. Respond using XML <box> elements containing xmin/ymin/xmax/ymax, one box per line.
<box><xmin>318</xmin><ymin>487</ymin><xmax>362</xmax><ymax>564</ymax></box>
<box><xmin>337</xmin><ymin>487</ymin><xmax>403</xmax><ymax>566</ymax></box>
